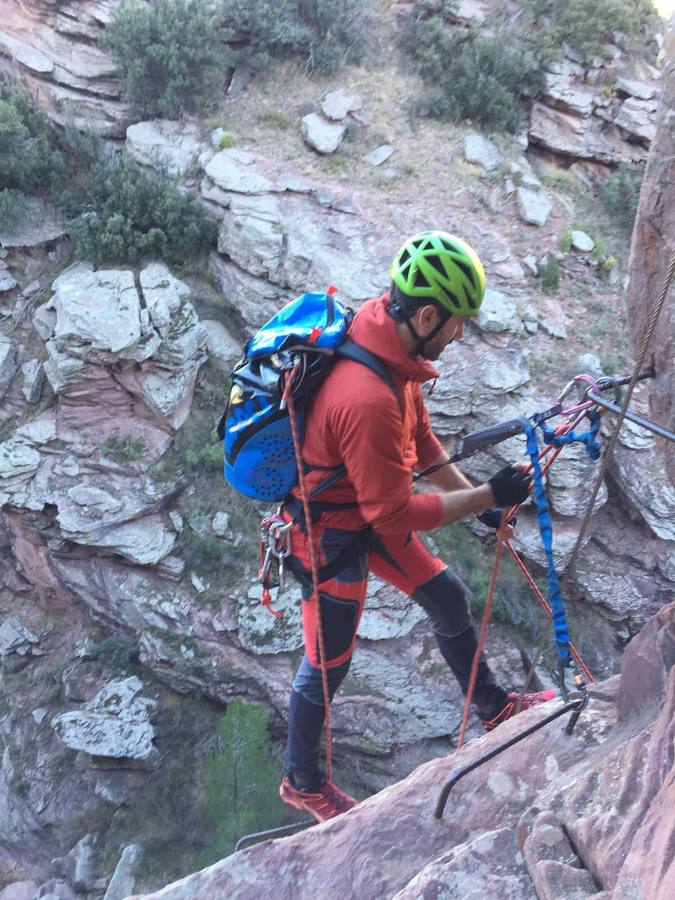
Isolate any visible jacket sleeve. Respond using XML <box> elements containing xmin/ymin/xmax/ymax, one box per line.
<box><xmin>413</xmin><ymin>385</ymin><xmax>444</xmax><ymax>470</ymax></box>
<box><xmin>330</xmin><ymin>395</ymin><xmax>443</xmax><ymax>535</ymax></box>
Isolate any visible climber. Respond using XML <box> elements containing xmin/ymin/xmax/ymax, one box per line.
<box><xmin>278</xmin><ymin>231</ymin><xmax>556</xmax><ymax>822</ymax></box>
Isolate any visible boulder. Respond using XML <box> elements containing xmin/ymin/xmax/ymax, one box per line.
<box><xmin>529</xmin><ymin>102</ymin><xmax>648</xmax><ymax>164</ymax></box>
<box><xmin>517</xmin><ymin>188</ymin><xmax>552</xmax><ymax>226</ymax></box>
<box><xmin>0</xmin><ymin>30</ymin><xmax>53</xmax><ymax>73</ymax></box>
<box><xmin>570</xmin><ymin>230</ymin><xmax>594</xmax><ymax>252</ymax></box>
<box><xmin>20</xmin><ymin>359</ymin><xmax>46</xmax><ymax>403</ymax></box>
<box><xmin>0</xmin><ymin>335</ymin><xmax>18</xmax><ymax>399</ymax></box>
<box><xmin>0</xmin><ymin>616</ymin><xmax>39</xmax><ymax>656</ymax></box>
<box><xmin>615</xmin><ymin>75</ymin><xmax>657</xmax><ymax>100</ymax></box>
<box><xmin>301</xmin><ymin>114</ymin><xmax>346</xmax><ymax>154</ymax></box>
<box><xmin>103</xmin><ymin>844</ymin><xmax>143</xmax><ymax>900</ymax></box>
<box><xmin>211</xmin><ymin>512</ymin><xmax>231</xmax><ymax>537</ymax></box>
<box><xmin>365</xmin><ymin>145</ymin><xmax>394</xmax><ymax>167</ymax></box>
<box><xmin>476</xmin><ymin>288</ymin><xmax>524</xmax><ymax>335</ymax></box>
<box><xmin>139</xmin><ymin>262</ymin><xmax>191</xmax><ymax>337</ymax></box>
<box><xmin>0</xmin><ymin>261</ymin><xmax>17</xmax><ymax>292</ymax></box>
<box><xmin>0</xmin><ymin>882</ymin><xmax>40</xmax><ymax>900</ymax></box>
<box><xmin>204</xmin><ymin>149</ymin><xmax>275</xmax><ymax>194</ymax></box>
<box><xmin>0</xmin><ymin>439</ymin><xmax>41</xmax><ymax>480</ymax></box>
<box><xmin>611</xmin><ymin>440</ymin><xmax>675</xmax><ymax>541</ymax></box>
<box><xmin>50</xmin><ymin>268</ymin><xmax>145</xmax><ymax>360</ymax></box>
<box><xmin>463</xmin><ymin>134</ymin><xmax>502</xmax><ymax>171</ymax></box>
<box><xmin>126</xmin><ymin>119</ymin><xmax>204</xmax><ymax>176</ymax></box>
<box><xmin>542</xmin><ymin>70</ymin><xmax>594</xmax><ymax>117</ymax></box>
<box><xmin>51</xmin><ymin>676</ymin><xmax>156</xmax><ymax>760</ymax></box>
<box><xmin>0</xmin><ymin>199</ymin><xmax>66</xmax><ymax>249</ymax></box>
<box><xmin>201</xmin><ymin>319</ymin><xmax>242</xmax><ymax>371</ymax></box>
<box><xmin>321</xmin><ymin>90</ymin><xmax>362</xmax><ymax>121</ymax></box>
<box><xmin>614</xmin><ymin>96</ymin><xmax>658</xmax><ymax>144</ymax></box>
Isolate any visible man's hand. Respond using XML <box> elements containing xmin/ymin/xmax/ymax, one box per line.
<box><xmin>488</xmin><ymin>464</ymin><xmax>531</xmax><ymax>507</ymax></box>
<box><xmin>477</xmin><ymin>507</ymin><xmax>517</xmax><ymax>530</ymax></box>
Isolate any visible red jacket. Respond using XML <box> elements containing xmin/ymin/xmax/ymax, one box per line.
<box><xmin>294</xmin><ymin>293</ymin><xmax>444</xmax><ymax>534</ymax></box>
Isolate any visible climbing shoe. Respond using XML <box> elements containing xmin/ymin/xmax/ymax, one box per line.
<box><xmin>481</xmin><ymin>689</ymin><xmax>557</xmax><ymax>732</ymax></box>
<box><xmin>279</xmin><ymin>776</ymin><xmax>356</xmax><ymax>822</ymax></box>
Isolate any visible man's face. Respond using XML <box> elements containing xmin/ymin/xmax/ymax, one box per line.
<box><xmin>420</xmin><ymin>310</ymin><xmax>471</xmax><ymax>360</ymax></box>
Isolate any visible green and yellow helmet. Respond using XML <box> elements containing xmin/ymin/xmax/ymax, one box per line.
<box><xmin>390</xmin><ymin>230</ymin><xmax>486</xmax><ymax>316</ymax></box>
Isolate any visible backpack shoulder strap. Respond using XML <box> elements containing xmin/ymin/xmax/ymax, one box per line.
<box><xmin>336</xmin><ymin>340</ymin><xmax>403</xmax><ymax>415</ymax></box>
<box><xmin>307</xmin><ymin>340</ymin><xmax>403</xmax><ymax>503</ymax></box>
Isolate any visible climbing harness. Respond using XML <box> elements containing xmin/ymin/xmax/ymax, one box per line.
<box><xmin>258</xmin><ymin>513</ymin><xmax>293</xmax><ymax>618</ymax></box>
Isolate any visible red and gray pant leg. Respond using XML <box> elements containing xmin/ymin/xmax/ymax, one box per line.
<box><xmin>285</xmin><ymin>520</ymin><xmax>507</xmax><ymax>790</ymax></box>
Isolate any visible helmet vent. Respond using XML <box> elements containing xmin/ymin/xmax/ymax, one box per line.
<box><xmin>415</xmin><ymin>270</ymin><xmax>430</xmax><ymax>289</ymax></box>
<box><xmin>426</xmin><ymin>254</ymin><xmax>447</xmax><ymax>277</ymax></box>
<box><xmin>455</xmin><ymin>259</ymin><xmax>475</xmax><ymax>286</ymax></box>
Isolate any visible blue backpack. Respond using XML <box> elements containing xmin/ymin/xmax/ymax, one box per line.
<box><xmin>218</xmin><ymin>288</ymin><xmax>399</xmax><ymax>502</ymax></box>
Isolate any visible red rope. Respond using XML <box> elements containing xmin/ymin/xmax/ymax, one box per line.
<box><xmin>457</xmin><ymin>411</ymin><xmax>595</xmax><ymax>746</ymax></box>
<box><xmin>282</xmin><ymin>365</ymin><xmax>333</xmax><ymax>782</ymax></box>
<box><xmin>505</xmin><ymin>542</ymin><xmax>593</xmax><ymax>682</ymax></box>
<box><xmin>457</xmin><ymin>517</ymin><xmax>507</xmax><ymax>749</ymax></box>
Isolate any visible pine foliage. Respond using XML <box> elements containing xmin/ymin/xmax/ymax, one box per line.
<box><xmin>67</xmin><ymin>152</ymin><xmax>217</xmax><ymax>265</ymax></box>
<box><xmin>198</xmin><ymin>699</ymin><xmax>285</xmax><ymax>862</ymax></box>
<box><xmin>103</xmin><ymin>0</ymin><xmax>226</xmax><ymax>119</ymax></box>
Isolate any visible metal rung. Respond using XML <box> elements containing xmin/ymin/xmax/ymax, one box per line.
<box><xmin>588</xmin><ymin>391</ymin><xmax>675</xmax><ymax>443</ymax></box>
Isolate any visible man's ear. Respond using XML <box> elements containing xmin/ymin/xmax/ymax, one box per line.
<box><xmin>416</xmin><ymin>303</ymin><xmax>439</xmax><ymax>330</ymax></box>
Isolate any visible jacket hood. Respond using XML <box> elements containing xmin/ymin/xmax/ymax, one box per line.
<box><xmin>349</xmin><ymin>294</ymin><xmax>439</xmax><ymax>384</ymax></box>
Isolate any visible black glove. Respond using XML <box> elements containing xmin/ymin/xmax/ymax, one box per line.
<box><xmin>477</xmin><ymin>507</ymin><xmax>517</xmax><ymax>530</ymax></box>
<box><xmin>488</xmin><ymin>465</ymin><xmax>531</xmax><ymax>507</ymax></box>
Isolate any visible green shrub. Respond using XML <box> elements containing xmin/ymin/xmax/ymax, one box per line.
<box><xmin>217</xmin><ymin>131</ymin><xmax>235</xmax><ymax>149</ymax></box>
<box><xmin>103</xmin><ymin>0</ymin><xmax>226</xmax><ymax>119</ymax></box>
<box><xmin>197</xmin><ymin>699</ymin><xmax>289</xmax><ymax>863</ymax></box>
<box><xmin>401</xmin><ymin>14</ymin><xmax>550</xmax><ymax>133</ymax></box>
<box><xmin>91</xmin><ymin>632</ymin><xmax>137</xmax><ymax>674</ymax></box>
<box><xmin>599</xmin><ymin>162</ymin><xmax>644</xmax><ymax>232</ymax></box>
<box><xmin>67</xmin><ymin>152</ymin><xmax>217</xmax><ymax>265</ymax></box>
<box><xmin>0</xmin><ymin>189</ymin><xmax>29</xmax><ymax>230</ymax></box>
<box><xmin>102</xmin><ymin>433</ymin><xmax>147</xmax><ymax>462</ymax></box>
<box><xmin>0</xmin><ymin>78</ymin><xmax>66</xmax><ymax>228</ymax></box>
<box><xmin>537</xmin><ymin>257</ymin><xmax>561</xmax><ymax>292</ymax></box>
<box><xmin>185</xmin><ymin>428</ymin><xmax>223</xmax><ymax>473</ymax></box>
<box><xmin>524</xmin><ymin>0</ymin><xmax>657</xmax><ymax>61</ymax></box>
<box><xmin>222</xmin><ymin>0</ymin><xmax>373</xmax><ymax>73</ymax></box>
<box><xmin>559</xmin><ymin>229</ymin><xmax>573</xmax><ymax>252</ymax></box>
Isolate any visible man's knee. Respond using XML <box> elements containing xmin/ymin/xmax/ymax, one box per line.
<box><xmin>292</xmin><ymin>655</ymin><xmax>352</xmax><ymax>706</ymax></box>
<box><xmin>412</xmin><ymin>568</ymin><xmax>472</xmax><ymax>638</ymax></box>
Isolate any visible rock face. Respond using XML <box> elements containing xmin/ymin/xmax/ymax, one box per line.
<box><xmin>131</xmin><ymin>603</ymin><xmax>675</xmax><ymax>900</ymax></box>
<box><xmin>0</xmin><ymin>0</ymin><xmax>128</xmax><ymax>137</ymax></box>
<box><xmin>51</xmin><ymin>676</ymin><xmax>156</xmax><ymax>760</ymax></box>
<box><xmin>624</xmin><ymin>18</ymin><xmax>675</xmax><ymax>484</ymax></box>
<box><xmin>202</xmin><ymin>148</ymin><xmax>393</xmax><ymax>326</ymax></box>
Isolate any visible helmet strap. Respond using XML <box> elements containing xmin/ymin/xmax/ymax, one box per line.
<box><xmin>404</xmin><ymin>309</ymin><xmax>452</xmax><ymax>356</ymax></box>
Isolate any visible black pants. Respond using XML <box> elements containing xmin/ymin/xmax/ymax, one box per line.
<box><xmin>286</xmin><ymin>567</ymin><xmax>507</xmax><ymax>790</ymax></box>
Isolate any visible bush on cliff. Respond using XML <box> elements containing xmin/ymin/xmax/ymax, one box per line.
<box><xmin>197</xmin><ymin>699</ymin><xmax>288</xmax><ymax>862</ymax></box>
<box><xmin>103</xmin><ymin>0</ymin><xmax>226</xmax><ymax>119</ymax></box>
<box><xmin>67</xmin><ymin>152</ymin><xmax>217</xmax><ymax>265</ymax></box>
<box><xmin>401</xmin><ymin>9</ymin><xmax>550</xmax><ymax>132</ymax></box>
<box><xmin>600</xmin><ymin>162</ymin><xmax>645</xmax><ymax>232</ymax></box>
<box><xmin>222</xmin><ymin>0</ymin><xmax>373</xmax><ymax>73</ymax></box>
<box><xmin>523</xmin><ymin>0</ymin><xmax>658</xmax><ymax>62</ymax></box>
<box><xmin>0</xmin><ymin>78</ymin><xmax>66</xmax><ymax>228</ymax></box>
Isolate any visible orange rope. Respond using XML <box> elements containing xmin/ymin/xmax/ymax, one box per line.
<box><xmin>457</xmin><ymin>411</ymin><xmax>595</xmax><ymax>746</ymax></box>
<box><xmin>283</xmin><ymin>366</ymin><xmax>333</xmax><ymax>782</ymax></box>
<box><xmin>457</xmin><ymin>516</ymin><xmax>507</xmax><ymax>749</ymax></box>
<box><xmin>505</xmin><ymin>542</ymin><xmax>594</xmax><ymax>682</ymax></box>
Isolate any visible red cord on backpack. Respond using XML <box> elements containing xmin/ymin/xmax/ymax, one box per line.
<box><xmin>282</xmin><ymin>364</ymin><xmax>334</xmax><ymax>782</ymax></box>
